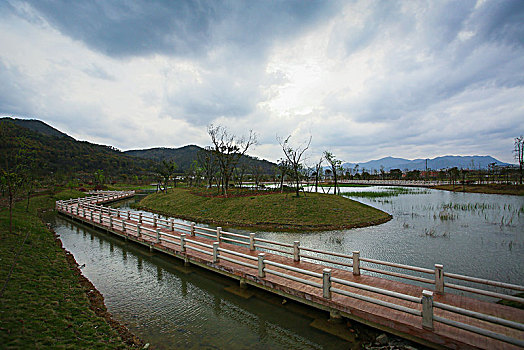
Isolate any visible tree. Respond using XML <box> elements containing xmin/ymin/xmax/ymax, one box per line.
<box><xmin>208</xmin><ymin>124</ymin><xmax>257</xmax><ymax>197</ymax></box>
<box><xmin>515</xmin><ymin>136</ymin><xmax>523</xmax><ymax>184</ymax></box>
<box><xmin>197</xmin><ymin>147</ymin><xmax>218</xmax><ymax>189</ymax></box>
<box><xmin>278</xmin><ymin>135</ymin><xmax>311</xmax><ymax>197</ymax></box>
<box><xmin>156</xmin><ymin>160</ymin><xmax>177</xmax><ymax>193</ymax></box>
<box><xmin>313</xmin><ymin>157</ymin><xmax>323</xmax><ymax>193</ymax></box>
<box><xmin>277</xmin><ymin>158</ymin><xmax>290</xmax><ymax>193</ymax></box>
<box><xmin>0</xmin><ymin>121</ymin><xmax>30</xmax><ymax>234</ymax></box>
<box><xmin>323</xmin><ymin>151</ymin><xmax>342</xmax><ymax>195</ymax></box>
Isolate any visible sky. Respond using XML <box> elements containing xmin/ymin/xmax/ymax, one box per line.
<box><xmin>1</xmin><ymin>0</ymin><xmax>523</xmax><ymax>164</ymax></box>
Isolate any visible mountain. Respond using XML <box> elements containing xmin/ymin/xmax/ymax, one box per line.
<box><xmin>4</xmin><ymin>117</ymin><xmax>71</xmax><ymax>139</ymax></box>
<box><xmin>1</xmin><ymin>117</ymin><xmax>277</xmax><ymax>179</ymax></box>
<box><xmin>0</xmin><ymin>117</ymin><xmax>154</xmax><ymax>179</ymax></box>
<box><xmin>125</xmin><ymin>146</ymin><xmax>277</xmax><ymax>173</ymax></box>
<box><xmin>342</xmin><ymin>155</ymin><xmax>511</xmax><ymax>172</ymax></box>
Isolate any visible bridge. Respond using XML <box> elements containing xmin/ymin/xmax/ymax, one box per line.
<box><xmin>56</xmin><ymin>191</ymin><xmax>524</xmax><ymax>349</ymax></box>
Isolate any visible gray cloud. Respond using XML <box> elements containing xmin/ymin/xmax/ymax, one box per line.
<box><xmin>1</xmin><ymin>0</ymin><xmax>522</xmax><ymax>163</ymax></box>
<box><xmin>15</xmin><ymin>0</ymin><xmax>338</xmax><ymax>59</ymax></box>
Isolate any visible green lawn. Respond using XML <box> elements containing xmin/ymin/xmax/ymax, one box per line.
<box><xmin>138</xmin><ymin>188</ymin><xmax>391</xmax><ymax>231</ymax></box>
<box><xmin>0</xmin><ymin>191</ymin><xmax>140</xmax><ymax>349</ymax></box>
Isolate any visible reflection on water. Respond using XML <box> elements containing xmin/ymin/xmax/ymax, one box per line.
<box><xmin>52</xmin><ymin>215</ymin><xmax>353</xmax><ymax>349</ymax></box>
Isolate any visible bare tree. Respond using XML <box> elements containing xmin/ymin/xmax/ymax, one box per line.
<box><xmin>324</xmin><ymin>151</ymin><xmax>342</xmax><ymax>195</ymax></box>
<box><xmin>313</xmin><ymin>156</ymin><xmax>323</xmax><ymax>193</ymax></box>
<box><xmin>276</xmin><ymin>158</ymin><xmax>290</xmax><ymax>193</ymax></box>
<box><xmin>515</xmin><ymin>136</ymin><xmax>523</xmax><ymax>185</ymax></box>
<box><xmin>278</xmin><ymin>135</ymin><xmax>311</xmax><ymax>197</ymax></box>
<box><xmin>208</xmin><ymin>124</ymin><xmax>257</xmax><ymax>197</ymax></box>
<box><xmin>197</xmin><ymin>147</ymin><xmax>218</xmax><ymax>189</ymax></box>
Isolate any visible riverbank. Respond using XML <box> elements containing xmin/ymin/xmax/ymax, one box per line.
<box><xmin>137</xmin><ymin>188</ymin><xmax>392</xmax><ymax>231</ymax></box>
<box><xmin>432</xmin><ymin>184</ymin><xmax>524</xmax><ymax>196</ymax></box>
<box><xmin>0</xmin><ymin>190</ymin><xmax>143</xmax><ymax>348</ymax></box>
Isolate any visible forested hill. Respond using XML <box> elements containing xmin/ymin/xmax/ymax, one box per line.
<box><xmin>0</xmin><ymin>118</ymin><xmax>154</xmax><ymax>179</ymax></box>
<box><xmin>4</xmin><ymin>117</ymin><xmax>71</xmax><ymax>139</ymax></box>
<box><xmin>1</xmin><ymin>117</ymin><xmax>277</xmax><ymax>179</ymax></box>
<box><xmin>125</xmin><ymin>146</ymin><xmax>277</xmax><ymax>173</ymax></box>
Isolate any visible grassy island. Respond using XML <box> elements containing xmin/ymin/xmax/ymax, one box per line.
<box><xmin>138</xmin><ymin>188</ymin><xmax>392</xmax><ymax>231</ymax></box>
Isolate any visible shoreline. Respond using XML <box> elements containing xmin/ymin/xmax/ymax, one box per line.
<box><xmin>135</xmin><ymin>205</ymin><xmax>392</xmax><ymax>232</ymax></box>
<box><xmin>135</xmin><ymin>189</ymin><xmax>392</xmax><ymax>232</ymax></box>
<box><xmin>49</xmin><ymin>223</ymin><xmax>145</xmax><ymax>348</ymax></box>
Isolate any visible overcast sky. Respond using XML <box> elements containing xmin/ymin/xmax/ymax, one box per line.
<box><xmin>1</xmin><ymin>0</ymin><xmax>523</xmax><ymax>163</ymax></box>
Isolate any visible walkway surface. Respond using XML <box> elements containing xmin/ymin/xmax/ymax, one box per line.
<box><xmin>57</xmin><ymin>193</ymin><xmax>524</xmax><ymax>350</ymax></box>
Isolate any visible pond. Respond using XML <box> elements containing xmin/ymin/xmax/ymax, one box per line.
<box><xmin>52</xmin><ymin>187</ymin><xmax>524</xmax><ymax>347</ymax></box>
<box><xmin>258</xmin><ymin>186</ymin><xmax>524</xmax><ymax>289</ymax></box>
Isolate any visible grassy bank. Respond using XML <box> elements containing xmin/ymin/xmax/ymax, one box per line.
<box><xmin>432</xmin><ymin>184</ymin><xmax>524</xmax><ymax>196</ymax></box>
<box><xmin>138</xmin><ymin>188</ymin><xmax>392</xmax><ymax>231</ymax></box>
<box><xmin>0</xmin><ymin>190</ymin><xmax>141</xmax><ymax>349</ymax></box>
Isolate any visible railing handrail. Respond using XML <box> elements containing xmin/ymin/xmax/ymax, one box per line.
<box><xmin>59</xmin><ymin>191</ymin><xmax>524</xmax><ymax>304</ymax></box>
<box><xmin>57</xmin><ymin>192</ymin><xmax>524</xmax><ymax>347</ymax></box>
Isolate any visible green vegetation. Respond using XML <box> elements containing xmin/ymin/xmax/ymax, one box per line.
<box><xmin>432</xmin><ymin>184</ymin><xmax>524</xmax><ymax>196</ymax></box>
<box><xmin>0</xmin><ymin>118</ymin><xmax>154</xmax><ymax>180</ymax></box>
<box><xmin>340</xmin><ymin>187</ymin><xmax>429</xmax><ymax>198</ymax></box>
<box><xmin>138</xmin><ymin>188</ymin><xmax>391</xmax><ymax>231</ymax></box>
<box><xmin>0</xmin><ymin>191</ymin><xmax>141</xmax><ymax>348</ymax></box>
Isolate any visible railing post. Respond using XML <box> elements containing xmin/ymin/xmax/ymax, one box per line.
<box><xmin>435</xmin><ymin>264</ymin><xmax>444</xmax><ymax>294</ymax></box>
<box><xmin>139</xmin><ymin>212</ymin><xmax>142</xmax><ymax>224</ymax></box>
<box><xmin>352</xmin><ymin>251</ymin><xmax>360</xmax><ymax>275</ymax></box>
<box><xmin>137</xmin><ymin>224</ymin><xmax>141</xmax><ymax>238</ymax></box>
<box><xmin>122</xmin><ymin>220</ymin><xmax>126</xmax><ymax>232</ymax></box>
<box><xmin>82</xmin><ymin>208</ymin><xmax>85</xmax><ymax>217</ymax></box>
<box><xmin>99</xmin><ymin>212</ymin><xmax>103</xmax><ymax>224</ymax></box>
<box><xmin>213</xmin><ymin>242</ymin><xmax>219</xmax><ymax>263</ymax></box>
<box><xmin>170</xmin><ymin>218</ymin><xmax>174</xmax><ymax>231</ymax></box>
<box><xmin>109</xmin><ymin>216</ymin><xmax>113</xmax><ymax>229</ymax></box>
<box><xmin>156</xmin><ymin>228</ymin><xmax>160</xmax><ymax>243</ymax></box>
<box><xmin>117</xmin><ymin>210</ymin><xmax>120</xmax><ymax>218</ymax></box>
<box><xmin>153</xmin><ymin>216</ymin><xmax>157</xmax><ymax>228</ymax></box>
<box><xmin>217</xmin><ymin>227</ymin><xmax>222</xmax><ymax>242</ymax></box>
<box><xmin>90</xmin><ymin>211</ymin><xmax>93</xmax><ymax>221</ymax></box>
<box><xmin>180</xmin><ymin>234</ymin><xmax>186</xmax><ymax>252</ymax></box>
<box><xmin>258</xmin><ymin>253</ymin><xmax>266</xmax><ymax>278</ymax></box>
<box><xmin>127</xmin><ymin>211</ymin><xmax>130</xmax><ymax>220</ymax></box>
<box><xmin>323</xmin><ymin>269</ymin><xmax>332</xmax><ymax>299</ymax></box>
<box><xmin>249</xmin><ymin>233</ymin><xmax>255</xmax><ymax>251</ymax></box>
<box><xmin>191</xmin><ymin>222</ymin><xmax>195</xmax><ymax>236</ymax></box>
<box><xmin>293</xmin><ymin>241</ymin><xmax>300</xmax><ymax>262</ymax></box>
<box><xmin>422</xmin><ymin>290</ymin><xmax>434</xmax><ymax>330</ymax></box>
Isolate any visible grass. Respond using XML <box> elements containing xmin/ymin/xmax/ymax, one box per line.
<box><xmin>138</xmin><ymin>188</ymin><xmax>392</xmax><ymax>231</ymax></box>
<box><xmin>340</xmin><ymin>187</ymin><xmax>428</xmax><ymax>198</ymax></box>
<box><xmin>432</xmin><ymin>184</ymin><xmax>524</xmax><ymax>196</ymax></box>
<box><xmin>0</xmin><ymin>191</ymin><xmax>141</xmax><ymax>349</ymax></box>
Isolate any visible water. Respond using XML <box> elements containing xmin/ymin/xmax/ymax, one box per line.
<box><xmin>113</xmin><ymin>188</ymin><xmax>523</xmax><ymax>294</ymax></box>
<box><xmin>258</xmin><ymin>186</ymin><xmax>524</xmax><ymax>288</ymax></box>
<box><xmin>51</xmin><ymin>215</ymin><xmax>356</xmax><ymax>349</ymax></box>
<box><xmin>51</xmin><ymin>187</ymin><xmax>523</xmax><ymax>348</ymax></box>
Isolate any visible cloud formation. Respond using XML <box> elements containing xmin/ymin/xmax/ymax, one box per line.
<box><xmin>1</xmin><ymin>0</ymin><xmax>523</xmax><ymax>163</ymax></box>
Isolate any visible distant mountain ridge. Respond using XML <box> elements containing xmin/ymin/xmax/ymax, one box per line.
<box><xmin>125</xmin><ymin>146</ymin><xmax>277</xmax><ymax>173</ymax></box>
<box><xmin>342</xmin><ymin>155</ymin><xmax>511</xmax><ymax>172</ymax></box>
<box><xmin>3</xmin><ymin>117</ymin><xmax>71</xmax><ymax>139</ymax></box>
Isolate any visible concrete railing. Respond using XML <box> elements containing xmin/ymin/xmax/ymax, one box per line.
<box><xmin>56</xmin><ymin>191</ymin><xmax>524</xmax><ymax>347</ymax></box>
